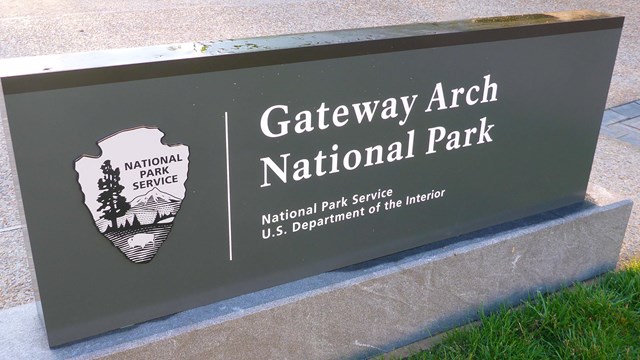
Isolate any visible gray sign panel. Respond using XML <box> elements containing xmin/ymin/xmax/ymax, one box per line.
<box><xmin>0</xmin><ymin>11</ymin><xmax>623</xmax><ymax>346</ymax></box>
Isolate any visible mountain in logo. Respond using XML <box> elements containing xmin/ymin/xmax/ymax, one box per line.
<box><xmin>130</xmin><ymin>187</ymin><xmax>180</xmax><ymax>208</ymax></box>
<box><xmin>122</xmin><ymin>187</ymin><xmax>182</xmax><ymax>228</ymax></box>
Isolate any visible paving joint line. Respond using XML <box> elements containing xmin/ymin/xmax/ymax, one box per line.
<box><xmin>0</xmin><ymin>225</ymin><xmax>23</xmax><ymax>233</ymax></box>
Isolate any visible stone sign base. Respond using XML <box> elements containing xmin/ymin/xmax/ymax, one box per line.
<box><xmin>0</xmin><ymin>185</ymin><xmax>632</xmax><ymax>359</ymax></box>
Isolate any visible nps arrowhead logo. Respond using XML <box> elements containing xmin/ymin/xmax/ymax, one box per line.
<box><xmin>75</xmin><ymin>127</ymin><xmax>189</xmax><ymax>263</ymax></box>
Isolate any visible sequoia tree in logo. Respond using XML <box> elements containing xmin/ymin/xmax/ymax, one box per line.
<box><xmin>75</xmin><ymin>127</ymin><xmax>189</xmax><ymax>263</ymax></box>
<box><xmin>97</xmin><ymin>160</ymin><xmax>131</xmax><ymax>231</ymax></box>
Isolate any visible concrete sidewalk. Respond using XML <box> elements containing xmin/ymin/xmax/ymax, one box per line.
<box><xmin>602</xmin><ymin>101</ymin><xmax>640</xmax><ymax>145</ymax></box>
<box><xmin>0</xmin><ymin>0</ymin><xmax>638</xmax><ymax>352</ymax></box>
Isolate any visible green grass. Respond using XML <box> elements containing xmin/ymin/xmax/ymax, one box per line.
<box><xmin>405</xmin><ymin>261</ymin><xmax>640</xmax><ymax>360</ymax></box>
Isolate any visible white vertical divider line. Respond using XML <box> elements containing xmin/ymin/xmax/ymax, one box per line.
<box><xmin>225</xmin><ymin>112</ymin><xmax>233</xmax><ymax>261</ymax></box>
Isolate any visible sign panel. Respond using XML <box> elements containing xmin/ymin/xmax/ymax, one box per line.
<box><xmin>0</xmin><ymin>11</ymin><xmax>623</xmax><ymax>346</ymax></box>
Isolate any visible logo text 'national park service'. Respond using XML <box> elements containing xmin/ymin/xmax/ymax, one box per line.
<box><xmin>75</xmin><ymin>127</ymin><xmax>189</xmax><ymax>263</ymax></box>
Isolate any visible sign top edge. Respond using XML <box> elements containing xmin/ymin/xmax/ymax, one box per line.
<box><xmin>0</xmin><ymin>10</ymin><xmax>623</xmax><ymax>80</ymax></box>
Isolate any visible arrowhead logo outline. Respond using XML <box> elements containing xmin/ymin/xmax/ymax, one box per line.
<box><xmin>75</xmin><ymin>126</ymin><xmax>190</xmax><ymax>264</ymax></box>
